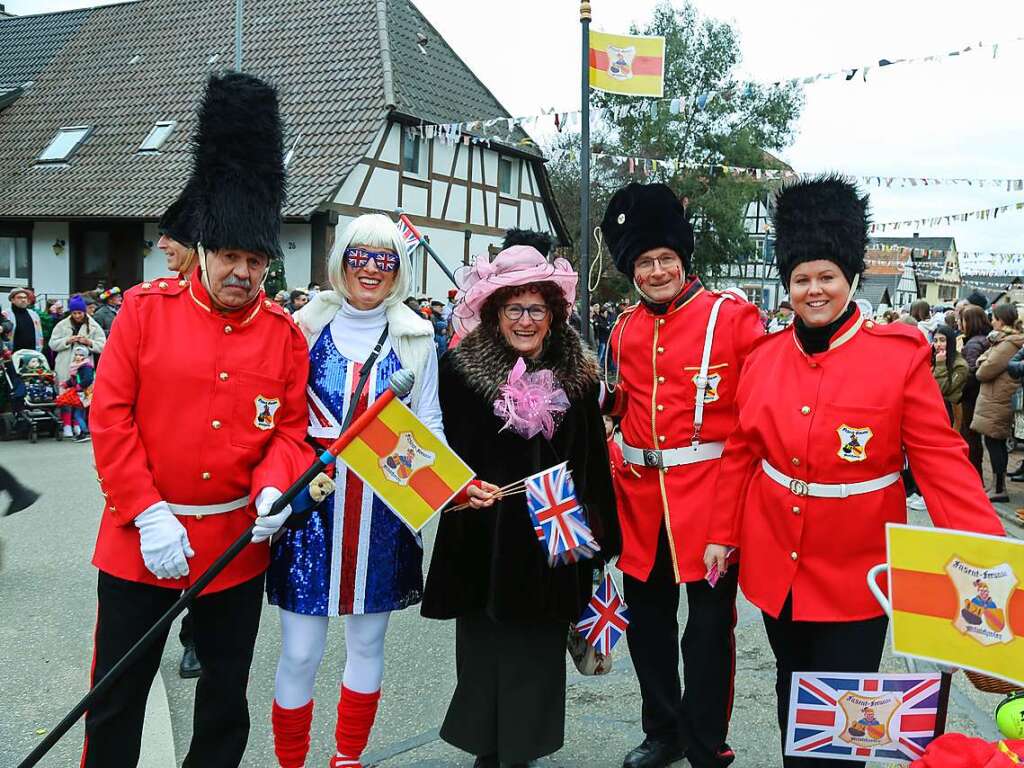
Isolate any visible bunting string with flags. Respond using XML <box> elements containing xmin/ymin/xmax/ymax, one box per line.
<box><xmin>870</xmin><ymin>201</ymin><xmax>1024</xmax><ymax>233</ymax></box>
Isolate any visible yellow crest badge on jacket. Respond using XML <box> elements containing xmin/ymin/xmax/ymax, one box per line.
<box><xmin>837</xmin><ymin>424</ymin><xmax>873</xmax><ymax>462</ymax></box>
<box><xmin>254</xmin><ymin>395</ymin><xmax>281</xmax><ymax>431</ymax></box>
<box><xmin>692</xmin><ymin>371</ymin><xmax>722</xmax><ymax>404</ymax></box>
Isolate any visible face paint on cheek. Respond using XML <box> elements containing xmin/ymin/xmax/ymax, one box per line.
<box><xmin>667</xmin><ymin>267</ymin><xmax>682</xmax><ymax>282</ymax></box>
<box><xmin>636</xmin><ymin>274</ymin><xmax>647</xmax><ymax>287</ymax></box>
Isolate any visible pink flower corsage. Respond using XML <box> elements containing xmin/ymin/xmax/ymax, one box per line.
<box><xmin>493</xmin><ymin>357</ymin><xmax>570</xmax><ymax>440</ymax></box>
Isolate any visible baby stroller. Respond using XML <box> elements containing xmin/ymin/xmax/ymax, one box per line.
<box><xmin>0</xmin><ymin>349</ymin><xmax>62</xmax><ymax>443</ymax></box>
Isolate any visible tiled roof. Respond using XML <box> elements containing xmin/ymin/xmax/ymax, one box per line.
<box><xmin>0</xmin><ymin>7</ymin><xmax>90</xmax><ymax>90</ymax></box>
<box><xmin>869</xmin><ymin>236</ymin><xmax>956</xmax><ymax>263</ymax></box>
<box><xmin>855</xmin><ymin>273</ymin><xmax>898</xmax><ymax>309</ymax></box>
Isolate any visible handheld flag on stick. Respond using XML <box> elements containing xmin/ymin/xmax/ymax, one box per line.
<box><xmin>525</xmin><ymin>461</ymin><xmax>599</xmax><ymax>567</ymax></box>
<box><xmin>394</xmin><ymin>209</ymin><xmax>458</xmax><ymax>286</ymax></box>
<box><xmin>335</xmin><ymin>391</ymin><xmax>473</xmax><ymax>532</ymax></box>
<box><xmin>784</xmin><ymin>671</ymin><xmax>945</xmax><ymax>763</ymax></box>
<box><xmin>588</xmin><ymin>30</ymin><xmax>666</xmax><ymax>97</ymax></box>
<box><xmin>885</xmin><ymin>524</ymin><xmax>1024</xmax><ymax>688</ymax></box>
<box><xmin>575</xmin><ymin>570</ymin><xmax>629</xmax><ymax>654</ymax></box>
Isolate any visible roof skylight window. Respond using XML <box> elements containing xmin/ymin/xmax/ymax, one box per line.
<box><xmin>139</xmin><ymin>121</ymin><xmax>176</xmax><ymax>152</ymax></box>
<box><xmin>37</xmin><ymin>125</ymin><xmax>91</xmax><ymax>163</ymax></box>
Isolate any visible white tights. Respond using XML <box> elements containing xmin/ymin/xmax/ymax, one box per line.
<box><xmin>274</xmin><ymin>609</ymin><xmax>391</xmax><ymax>708</ymax></box>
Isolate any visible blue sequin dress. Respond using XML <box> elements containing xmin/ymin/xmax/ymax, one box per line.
<box><xmin>267</xmin><ymin>322</ymin><xmax>424</xmax><ymax>616</ymax></box>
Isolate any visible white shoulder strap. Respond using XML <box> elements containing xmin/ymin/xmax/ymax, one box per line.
<box><xmin>692</xmin><ymin>295</ymin><xmax>732</xmax><ymax>446</ymax></box>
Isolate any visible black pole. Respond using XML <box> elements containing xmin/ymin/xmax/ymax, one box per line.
<box><xmin>16</xmin><ymin>461</ymin><xmax>324</xmax><ymax>768</ymax></box>
<box><xmin>579</xmin><ymin>2</ymin><xmax>592</xmax><ymax>345</ymax></box>
<box><xmin>933</xmin><ymin>669</ymin><xmax>953</xmax><ymax>736</ymax></box>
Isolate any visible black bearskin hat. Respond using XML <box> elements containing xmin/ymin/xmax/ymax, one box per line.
<box><xmin>190</xmin><ymin>72</ymin><xmax>285</xmax><ymax>261</ymax></box>
<box><xmin>772</xmin><ymin>175</ymin><xmax>869</xmax><ymax>287</ymax></box>
<box><xmin>158</xmin><ymin>181</ymin><xmax>197</xmax><ymax>248</ymax></box>
<box><xmin>502</xmin><ymin>228</ymin><xmax>553</xmax><ymax>258</ymax></box>
<box><xmin>600</xmin><ymin>183</ymin><xmax>694</xmax><ymax>277</ymax></box>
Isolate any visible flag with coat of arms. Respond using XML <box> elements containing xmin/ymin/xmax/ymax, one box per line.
<box><xmin>524</xmin><ymin>462</ymin><xmax>599</xmax><ymax>567</ymax></box>
<box><xmin>784</xmin><ymin>671</ymin><xmax>944</xmax><ymax>763</ymax></box>
<box><xmin>575</xmin><ymin>570</ymin><xmax>630</xmax><ymax>655</ymax></box>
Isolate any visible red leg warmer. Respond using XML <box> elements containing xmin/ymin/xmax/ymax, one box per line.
<box><xmin>272</xmin><ymin>699</ymin><xmax>314</xmax><ymax>768</ymax></box>
<box><xmin>330</xmin><ymin>686</ymin><xmax>381</xmax><ymax>768</ymax></box>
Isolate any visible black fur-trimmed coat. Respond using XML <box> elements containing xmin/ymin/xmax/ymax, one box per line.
<box><xmin>421</xmin><ymin>324</ymin><xmax>620</xmax><ymax>623</ymax></box>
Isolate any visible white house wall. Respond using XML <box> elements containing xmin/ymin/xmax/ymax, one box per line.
<box><xmin>30</xmin><ymin>221</ymin><xmax>71</xmax><ymax>299</ymax></box>
<box><xmin>142</xmin><ymin>222</ymin><xmax>167</xmax><ymax>281</ymax></box>
<box><xmin>280</xmin><ymin>222</ymin><xmax>312</xmax><ymax>290</ymax></box>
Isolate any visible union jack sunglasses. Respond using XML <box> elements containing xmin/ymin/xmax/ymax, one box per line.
<box><xmin>344</xmin><ymin>247</ymin><xmax>400</xmax><ymax>272</ymax></box>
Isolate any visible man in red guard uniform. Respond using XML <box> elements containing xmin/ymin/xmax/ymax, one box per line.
<box><xmin>599</xmin><ymin>184</ymin><xmax>763</xmax><ymax>768</ymax></box>
<box><xmin>83</xmin><ymin>73</ymin><xmax>310</xmax><ymax>768</ymax></box>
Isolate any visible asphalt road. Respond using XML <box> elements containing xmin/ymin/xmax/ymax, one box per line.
<box><xmin>0</xmin><ymin>439</ymin><xmax>1016</xmax><ymax>767</ymax></box>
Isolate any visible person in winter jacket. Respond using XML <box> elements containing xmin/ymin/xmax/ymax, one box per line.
<box><xmin>970</xmin><ymin>303</ymin><xmax>1024</xmax><ymax>502</ymax></box>
<box><xmin>958</xmin><ymin>305</ymin><xmax>992</xmax><ymax>478</ymax></box>
<box><xmin>48</xmin><ymin>294</ymin><xmax>106</xmax><ymax>385</ymax></box>
<box><xmin>932</xmin><ymin>325</ymin><xmax>969</xmax><ymax>428</ymax></box>
<box><xmin>55</xmin><ymin>345</ymin><xmax>94</xmax><ymax>441</ymax></box>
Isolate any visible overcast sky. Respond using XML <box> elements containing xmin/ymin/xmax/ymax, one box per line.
<box><xmin>9</xmin><ymin>0</ymin><xmax>1024</xmax><ymax>261</ymax></box>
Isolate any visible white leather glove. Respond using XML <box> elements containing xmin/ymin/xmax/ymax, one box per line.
<box><xmin>134</xmin><ymin>502</ymin><xmax>194</xmax><ymax>579</ymax></box>
<box><xmin>252</xmin><ymin>487</ymin><xmax>292</xmax><ymax>543</ymax></box>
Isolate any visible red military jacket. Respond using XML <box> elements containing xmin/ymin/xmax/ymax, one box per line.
<box><xmin>708</xmin><ymin>308</ymin><xmax>1005</xmax><ymax>621</ymax></box>
<box><xmin>90</xmin><ymin>271</ymin><xmax>312</xmax><ymax>593</ymax></box>
<box><xmin>607</xmin><ymin>279</ymin><xmax>763</xmax><ymax>583</ymax></box>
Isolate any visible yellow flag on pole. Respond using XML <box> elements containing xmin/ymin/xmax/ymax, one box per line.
<box><xmin>337</xmin><ymin>396</ymin><xmax>474</xmax><ymax>532</ymax></box>
<box><xmin>589</xmin><ymin>30</ymin><xmax>666</xmax><ymax>97</ymax></box>
<box><xmin>886</xmin><ymin>524</ymin><xmax>1024</xmax><ymax>686</ymax></box>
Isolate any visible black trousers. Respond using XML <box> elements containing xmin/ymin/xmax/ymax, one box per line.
<box><xmin>81</xmin><ymin>571</ymin><xmax>264</xmax><ymax>768</ymax></box>
<box><xmin>622</xmin><ymin>527</ymin><xmax>738</xmax><ymax>768</ymax></box>
<box><xmin>761</xmin><ymin>595</ymin><xmax>889</xmax><ymax>768</ymax></box>
<box><xmin>984</xmin><ymin>435</ymin><xmax>1009</xmax><ymax>486</ymax></box>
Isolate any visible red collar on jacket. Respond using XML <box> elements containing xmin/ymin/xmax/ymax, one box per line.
<box><xmin>186</xmin><ymin>266</ymin><xmax>265</xmax><ymax>327</ymax></box>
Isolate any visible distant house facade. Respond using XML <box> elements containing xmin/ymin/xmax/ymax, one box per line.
<box><xmin>870</xmin><ymin>235</ymin><xmax>959</xmax><ymax>305</ymax></box>
<box><xmin>707</xmin><ymin>194</ymin><xmax>786</xmax><ymax>309</ymax></box>
<box><xmin>0</xmin><ymin>0</ymin><xmax>568</xmax><ymax>307</ymax></box>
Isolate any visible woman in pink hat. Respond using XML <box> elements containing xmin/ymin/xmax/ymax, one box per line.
<box><xmin>422</xmin><ymin>244</ymin><xmax>621</xmax><ymax>767</ymax></box>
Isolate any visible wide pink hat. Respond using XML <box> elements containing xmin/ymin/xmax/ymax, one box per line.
<box><xmin>451</xmin><ymin>245</ymin><xmax>578</xmax><ymax>335</ymax></box>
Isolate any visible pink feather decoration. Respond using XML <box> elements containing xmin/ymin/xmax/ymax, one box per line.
<box><xmin>493</xmin><ymin>357</ymin><xmax>570</xmax><ymax>440</ymax></box>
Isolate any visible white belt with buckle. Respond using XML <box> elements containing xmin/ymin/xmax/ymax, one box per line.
<box><xmin>761</xmin><ymin>460</ymin><xmax>900</xmax><ymax>499</ymax></box>
<box><xmin>168</xmin><ymin>495</ymin><xmax>250</xmax><ymax>517</ymax></box>
<box><xmin>617</xmin><ymin>435</ymin><xmax>725</xmax><ymax>469</ymax></box>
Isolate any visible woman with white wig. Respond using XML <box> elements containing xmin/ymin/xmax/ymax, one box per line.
<box><xmin>265</xmin><ymin>213</ymin><xmax>442</xmax><ymax>768</ymax></box>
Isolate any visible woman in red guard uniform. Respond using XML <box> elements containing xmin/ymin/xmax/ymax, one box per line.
<box><xmin>704</xmin><ymin>176</ymin><xmax>1004</xmax><ymax>768</ymax></box>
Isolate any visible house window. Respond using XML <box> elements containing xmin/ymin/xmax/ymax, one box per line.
<box><xmin>138</xmin><ymin>121</ymin><xmax>176</xmax><ymax>152</ymax></box>
<box><xmin>402</xmin><ymin>132</ymin><xmax>421</xmax><ymax>174</ymax></box>
<box><xmin>38</xmin><ymin>125</ymin><xmax>92</xmax><ymax>163</ymax></box>
<box><xmin>0</xmin><ymin>235</ymin><xmax>30</xmax><ymax>282</ymax></box>
<box><xmin>498</xmin><ymin>157</ymin><xmax>515</xmax><ymax>195</ymax></box>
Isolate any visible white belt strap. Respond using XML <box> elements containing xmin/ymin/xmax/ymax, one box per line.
<box><xmin>168</xmin><ymin>495</ymin><xmax>250</xmax><ymax>517</ymax></box>
<box><xmin>761</xmin><ymin>460</ymin><xmax>900</xmax><ymax>499</ymax></box>
<box><xmin>616</xmin><ymin>433</ymin><xmax>725</xmax><ymax>469</ymax></box>
<box><xmin>692</xmin><ymin>295</ymin><xmax>731</xmax><ymax>446</ymax></box>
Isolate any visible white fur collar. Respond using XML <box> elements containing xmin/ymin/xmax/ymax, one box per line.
<box><xmin>292</xmin><ymin>290</ymin><xmax>432</xmax><ymax>349</ymax></box>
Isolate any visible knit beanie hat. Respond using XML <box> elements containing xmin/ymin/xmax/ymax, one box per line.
<box><xmin>68</xmin><ymin>295</ymin><xmax>87</xmax><ymax>313</ymax></box>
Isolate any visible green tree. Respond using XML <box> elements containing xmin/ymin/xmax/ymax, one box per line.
<box><xmin>265</xmin><ymin>256</ymin><xmax>287</xmax><ymax>298</ymax></box>
<box><xmin>548</xmin><ymin>0</ymin><xmax>802</xmax><ymax>291</ymax></box>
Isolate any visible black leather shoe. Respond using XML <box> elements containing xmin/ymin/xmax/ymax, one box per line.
<box><xmin>5</xmin><ymin>487</ymin><xmax>40</xmax><ymax>516</ymax></box>
<box><xmin>179</xmin><ymin>644</ymin><xmax>201</xmax><ymax>679</ymax></box>
<box><xmin>623</xmin><ymin>737</ymin><xmax>684</xmax><ymax>768</ymax></box>
<box><xmin>473</xmin><ymin>756</ymin><xmax>498</xmax><ymax>768</ymax></box>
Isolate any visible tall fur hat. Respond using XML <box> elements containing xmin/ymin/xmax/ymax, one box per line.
<box><xmin>600</xmin><ymin>183</ymin><xmax>694</xmax><ymax>277</ymax></box>
<box><xmin>502</xmin><ymin>228</ymin><xmax>553</xmax><ymax>258</ymax></box>
<box><xmin>158</xmin><ymin>181</ymin><xmax>197</xmax><ymax>247</ymax></box>
<box><xmin>772</xmin><ymin>175</ymin><xmax>869</xmax><ymax>287</ymax></box>
<box><xmin>189</xmin><ymin>72</ymin><xmax>285</xmax><ymax>260</ymax></box>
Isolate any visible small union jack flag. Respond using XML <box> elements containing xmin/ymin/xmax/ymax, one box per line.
<box><xmin>525</xmin><ymin>462</ymin><xmax>599</xmax><ymax>567</ymax></box>
<box><xmin>785</xmin><ymin>672</ymin><xmax>944</xmax><ymax>764</ymax></box>
<box><xmin>575</xmin><ymin>571</ymin><xmax>630</xmax><ymax>654</ymax></box>
<box><xmin>396</xmin><ymin>215</ymin><xmax>422</xmax><ymax>258</ymax></box>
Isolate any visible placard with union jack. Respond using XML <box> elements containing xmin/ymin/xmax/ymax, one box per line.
<box><xmin>785</xmin><ymin>672</ymin><xmax>943</xmax><ymax>763</ymax></box>
<box><xmin>525</xmin><ymin>462</ymin><xmax>600</xmax><ymax>567</ymax></box>
<box><xmin>575</xmin><ymin>571</ymin><xmax>630</xmax><ymax>654</ymax></box>
<box><xmin>395</xmin><ymin>215</ymin><xmax>422</xmax><ymax>258</ymax></box>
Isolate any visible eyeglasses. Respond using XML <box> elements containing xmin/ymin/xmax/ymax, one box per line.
<box><xmin>344</xmin><ymin>247</ymin><xmax>400</xmax><ymax>272</ymax></box>
<box><xmin>634</xmin><ymin>255</ymin><xmax>681</xmax><ymax>274</ymax></box>
<box><xmin>501</xmin><ymin>304</ymin><xmax>550</xmax><ymax>322</ymax></box>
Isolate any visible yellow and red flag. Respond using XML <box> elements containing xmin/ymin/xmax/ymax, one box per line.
<box><xmin>887</xmin><ymin>524</ymin><xmax>1024</xmax><ymax>686</ymax></box>
<box><xmin>588</xmin><ymin>30</ymin><xmax>666</xmax><ymax>98</ymax></box>
<box><xmin>336</xmin><ymin>394</ymin><xmax>474</xmax><ymax>532</ymax></box>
